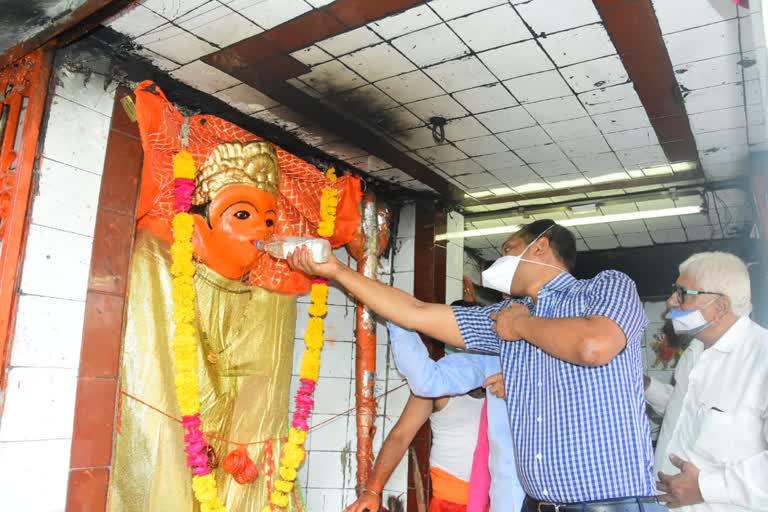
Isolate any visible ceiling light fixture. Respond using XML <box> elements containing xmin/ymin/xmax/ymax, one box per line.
<box><xmin>436</xmin><ymin>205</ymin><xmax>703</xmax><ymax>241</ymax></box>
<box><xmin>429</xmin><ymin>116</ymin><xmax>447</xmax><ymax>144</ymax></box>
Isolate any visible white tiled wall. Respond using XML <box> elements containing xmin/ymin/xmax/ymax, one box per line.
<box><xmin>0</xmin><ymin>67</ymin><xmax>114</xmax><ymax>511</ymax></box>
<box><xmin>641</xmin><ymin>300</ymin><xmax>675</xmax><ymax>441</ymax></box>
<box><xmin>297</xmin><ymin>203</ymin><xmax>417</xmax><ymax>510</ymax></box>
<box><xmin>445</xmin><ymin>211</ymin><xmax>465</xmax><ymax>304</ymax></box>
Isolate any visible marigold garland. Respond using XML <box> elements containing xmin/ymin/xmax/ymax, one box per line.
<box><xmin>269</xmin><ymin>168</ymin><xmax>339</xmax><ymax>511</ymax></box>
<box><xmin>171</xmin><ymin>151</ymin><xmax>227</xmax><ymax>512</ymax></box>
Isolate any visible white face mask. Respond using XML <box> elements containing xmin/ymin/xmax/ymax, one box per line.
<box><xmin>665</xmin><ymin>298</ymin><xmax>717</xmax><ymax>336</ymax></box>
<box><xmin>481</xmin><ymin>226</ymin><xmax>565</xmax><ymax>294</ymax></box>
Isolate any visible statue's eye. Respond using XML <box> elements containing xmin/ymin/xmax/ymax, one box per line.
<box><xmin>266</xmin><ymin>219</ymin><xmax>275</xmax><ymax>227</ymax></box>
<box><xmin>234</xmin><ymin>210</ymin><xmax>250</xmax><ymax>220</ymax></box>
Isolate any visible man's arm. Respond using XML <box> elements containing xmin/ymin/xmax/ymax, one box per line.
<box><xmin>344</xmin><ymin>394</ymin><xmax>433</xmax><ymax>512</ymax></box>
<box><xmin>289</xmin><ymin>247</ymin><xmax>465</xmax><ymax>347</ymax></box>
<box><xmin>493</xmin><ymin>271</ymin><xmax>647</xmax><ymax>366</ymax></box>
<box><xmin>388</xmin><ymin>322</ymin><xmax>489</xmax><ymax>397</ymax></box>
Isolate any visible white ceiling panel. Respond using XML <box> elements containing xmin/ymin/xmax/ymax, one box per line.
<box><xmin>515</xmin><ymin>0</ymin><xmax>601</xmax><ymax>35</ymax></box>
<box><xmin>229</xmin><ymin>0</ymin><xmax>312</xmax><ymax>29</ymax></box>
<box><xmin>375</xmin><ymin>70</ymin><xmax>443</xmax><ymax>103</ymax></box>
<box><xmin>317</xmin><ymin>26</ymin><xmax>382</xmax><ymax>56</ymax></box>
<box><xmin>415</xmin><ymin>144</ymin><xmax>467</xmax><ymax>163</ymax></box>
<box><xmin>476</xmin><ymin>106</ymin><xmax>536</xmax><ymax>133</ymax></box>
<box><xmin>572</xmin><ymin>152</ymin><xmax>623</xmax><ymax>173</ymax></box>
<box><xmin>539</xmin><ymin>23</ymin><xmax>615</xmax><ymax>67</ymax></box>
<box><xmin>516</xmin><ymin>143</ymin><xmax>568</xmax><ymax>163</ymax></box>
<box><xmin>663</xmin><ymin>19</ymin><xmax>740</xmax><ymax>66</ymax></box>
<box><xmin>689</xmin><ymin>107</ymin><xmax>746</xmax><ymax>134</ymax></box>
<box><xmin>298</xmin><ymin>60</ymin><xmax>365</xmax><ymax>94</ymax></box>
<box><xmin>392</xmin><ymin>24</ymin><xmax>470</xmax><ymax>66</ymax></box>
<box><xmin>673</xmin><ymin>54</ymin><xmax>744</xmax><ymax>89</ymax></box>
<box><xmin>425</xmin><ymin>56</ymin><xmax>497</xmax><ymax>92</ymax></box>
<box><xmin>291</xmin><ymin>46</ymin><xmax>333</xmax><ymax>66</ymax></box>
<box><xmin>651</xmin><ymin>0</ymin><xmax>737</xmax><ymax>35</ymax></box>
<box><xmin>542</xmin><ymin>117</ymin><xmax>600</xmax><ymax>141</ymax></box>
<box><xmin>369</xmin><ymin>5</ymin><xmax>442</xmax><ymax>40</ymax></box>
<box><xmin>474</xmin><ymin>151</ymin><xmax>526</xmax><ymax>170</ymax></box>
<box><xmin>454</xmin><ymin>135</ymin><xmax>508</xmax><ymax>157</ymax></box>
<box><xmin>439</xmin><ymin>158</ymin><xmax>485</xmax><ymax>176</ymax></box>
<box><xmin>562</xmin><ymin>55</ymin><xmax>629</xmax><ymax>93</ymax></box>
<box><xmin>479</xmin><ymin>40</ymin><xmax>555</xmax><ymax>80</ymax></box>
<box><xmin>579</xmin><ymin>83</ymin><xmax>643</xmax><ymax>115</ymax></box>
<box><xmin>531</xmin><ymin>159</ymin><xmax>578</xmax><ymax>177</ymax></box>
<box><xmin>503</xmin><ymin>70</ymin><xmax>572</xmax><ymax>104</ymax></box>
<box><xmin>453</xmin><ymin>83</ymin><xmax>519</xmax><ymax>113</ymax></box>
<box><xmin>448</xmin><ymin>4</ymin><xmax>531</xmax><ymax>52</ymax></box>
<box><xmin>176</xmin><ymin>2</ymin><xmax>262</xmax><ymax>47</ymax></box>
<box><xmin>340</xmin><ymin>43</ymin><xmax>416</xmax><ymax>82</ymax></box>
<box><xmin>525</xmin><ymin>96</ymin><xmax>588</xmax><ymax>124</ymax></box>
<box><xmin>497</xmin><ymin>125</ymin><xmax>553</xmax><ymax>150</ymax></box>
<box><xmin>592</xmin><ymin>107</ymin><xmax>651</xmax><ymax>134</ymax></box>
<box><xmin>558</xmin><ymin>135</ymin><xmax>612</xmax><ymax>157</ymax></box>
<box><xmin>407</xmin><ymin>94</ymin><xmax>468</xmax><ymax>121</ymax></box>
<box><xmin>604</xmin><ymin>127</ymin><xmax>659</xmax><ymax>151</ymax></box>
<box><xmin>135</xmin><ymin>23</ymin><xmax>217</xmax><ymax>64</ymax></box>
<box><xmin>428</xmin><ymin>0</ymin><xmax>508</xmax><ymax>21</ymax></box>
<box><xmin>446</xmin><ymin>116</ymin><xmax>492</xmax><ymax>140</ymax></box>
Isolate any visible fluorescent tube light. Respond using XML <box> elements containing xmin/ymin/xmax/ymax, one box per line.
<box><xmin>436</xmin><ymin>205</ymin><xmax>702</xmax><ymax>241</ymax></box>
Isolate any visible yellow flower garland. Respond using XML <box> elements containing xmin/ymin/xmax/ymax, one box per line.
<box><xmin>269</xmin><ymin>168</ymin><xmax>339</xmax><ymax>511</ymax></box>
<box><xmin>171</xmin><ymin>151</ymin><xmax>227</xmax><ymax>512</ymax></box>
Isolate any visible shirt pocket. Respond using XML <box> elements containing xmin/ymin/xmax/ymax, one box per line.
<box><xmin>693</xmin><ymin>406</ymin><xmax>765</xmax><ymax>463</ymax></box>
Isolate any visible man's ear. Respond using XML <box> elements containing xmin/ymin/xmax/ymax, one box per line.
<box><xmin>535</xmin><ymin>235</ymin><xmax>551</xmax><ymax>255</ymax></box>
<box><xmin>714</xmin><ymin>295</ymin><xmax>731</xmax><ymax>318</ymax></box>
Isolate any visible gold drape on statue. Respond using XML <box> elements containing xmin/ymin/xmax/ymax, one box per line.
<box><xmin>108</xmin><ymin>229</ymin><xmax>298</xmax><ymax>511</ymax></box>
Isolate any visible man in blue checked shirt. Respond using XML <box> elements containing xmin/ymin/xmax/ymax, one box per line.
<box><xmin>287</xmin><ymin>219</ymin><xmax>665</xmax><ymax>512</ymax></box>
<box><xmin>387</xmin><ymin>317</ymin><xmax>525</xmax><ymax>512</ymax></box>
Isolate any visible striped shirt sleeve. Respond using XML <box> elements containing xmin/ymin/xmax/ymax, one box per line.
<box><xmin>584</xmin><ymin>270</ymin><xmax>649</xmax><ymax>346</ymax></box>
<box><xmin>452</xmin><ymin>302</ymin><xmax>506</xmax><ymax>354</ymax></box>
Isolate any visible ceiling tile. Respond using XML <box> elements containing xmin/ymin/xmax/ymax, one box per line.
<box><xmin>176</xmin><ymin>2</ymin><xmax>262</xmax><ymax>47</ymax></box>
<box><xmin>291</xmin><ymin>45</ymin><xmax>333</xmax><ymax>66</ymax></box>
<box><xmin>479</xmin><ymin>40</ymin><xmax>554</xmax><ymax>80</ymax></box>
<box><xmin>695</xmin><ymin>126</ymin><xmax>747</xmax><ymax>149</ymax></box>
<box><xmin>542</xmin><ymin>117</ymin><xmax>600</xmax><ymax>141</ymax></box>
<box><xmin>375</xmin><ymin>70</ymin><xmax>443</xmax><ymax>103</ymax></box>
<box><xmin>416</xmin><ymin>144</ymin><xmax>467</xmax><ymax>163</ymax></box>
<box><xmin>305</xmin><ymin>0</ymin><xmax>333</xmax><ymax>5</ymax></box>
<box><xmin>689</xmin><ymin>106</ymin><xmax>746</xmax><ymax>134</ymax></box>
<box><xmin>476</xmin><ymin>106</ymin><xmax>536</xmax><ymax>132</ymax></box>
<box><xmin>318</xmin><ymin>141</ymin><xmax>368</xmax><ymax>159</ymax></box>
<box><xmin>372</xmin><ymin>106</ymin><xmax>423</xmax><ymax>132</ymax></box>
<box><xmin>428</xmin><ymin>0</ymin><xmax>508</xmax><ymax>21</ymax></box>
<box><xmin>714</xmin><ymin>188</ymin><xmax>747</xmax><ymax>205</ymax></box>
<box><xmin>331</xmin><ymin>84</ymin><xmax>398</xmax><ymax>112</ymax></box>
<box><xmin>455</xmin><ymin>172</ymin><xmax>504</xmax><ymax>188</ymax></box>
<box><xmin>252</xmin><ymin>106</ymin><xmax>307</xmax><ymax>131</ymax></box>
<box><xmin>134</xmin><ymin>47</ymin><xmax>180</xmax><ymax>71</ymax></box>
<box><xmin>651</xmin><ymin>0</ymin><xmax>737</xmax><ymax>35</ymax></box>
<box><xmin>673</xmin><ymin>54</ymin><xmax>743</xmax><ymax>90</ymax></box>
<box><xmin>392</xmin><ymin>24</ymin><xmax>470</xmax><ymax>67</ymax></box>
<box><xmin>515</xmin><ymin>0</ymin><xmax>600</xmax><ymax>35</ymax></box>
<box><xmin>170</xmin><ymin>60</ymin><xmax>239</xmax><ymax>94</ymax></box>
<box><xmin>490</xmin><ymin>165</ymin><xmax>538</xmax><ymax>183</ymax></box>
<box><xmin>683</xmin><ymin>83</ymin><xmax>744</xmax><ymax>115</ymax></box>
<box><xmin>664</xmin><ymin>19</ymin><xmax>740</xmax><ymax>66</ymax></box>
<box><xmin>446</xmin><ymin>116</ymin><xmax>491</xmax><ymax>140</ymax></box>
<box><xmin>604</xmin><ymin>127</ymin><xmax>659</xmax><ymax>151</ymax></box>
<box><xmin>610</xmin><ymin>219</ymin><xmax>647</xmax><ymax>234</ymax></box>
<box><xmin>214</xmin><ymin>83</ymin><xmax>279</xmax><ymax>113</ymax></box>
<box><xmin>231</xmin><ymin>0</ymin><xmax>312</xmax><ymax>29</ymax></box>
<box><xmin>685</xmin><ymin>225</ymin><xmax>722</xmax><ymax>241</ymax></box>
<box><xmin>347</xmin><ymin>155</ymin><xmax>392</xmax><ymax>172</ymax></box>
<box><xmin>497</xmin><ymin>125</ymin><xmax>552</xmax><ymax>150</ymax></box>
<box><xmin>645</xmin><ymin>216</ymin><xmax>682</xmax><ymax>231</ymax></box>
<box><xmin>474</xmin><ymin>151</ymin><xmax>525</xmax><ymax>170</ymax></box>
<box><xmin>592</xmin><ymin>107</ymin><xmax>651</xmax><ymax>134</ymax></box>
<box><xmin>525</xmin><ymin>96</ymin><xmax>587</xmax><ymax>124</ymax></box>
<box><xmin>514</xmin><ymin>182</ymin><xmax>553</xmax><ymax>194</ymax></box>
<box><xmin>454</xmin><ymin>135</ymin><xmax>508</xmax><ymax>157</ymax></box>
<box><xmin>448</xmin><ymin>4</ymin><xmax>531</xmax><ymax>52</ymax></box>
<box><xmin>572</xmin><ymin>152</ymin><xmax>623</xmax><ymax>173</ymax></box>
<box><xmin>617</xmin><ymin>232</ymin><xmax>653</xmax><ymax>247</ymax></box>
<box><xmin>531</xmin><ymin>159</ymin><xmax>578</xmax><ymax>177</ymax></box>
<box><xmin>453</xmin><ymin>83</ymin><xmax>518</xmax><ymax>113</ymax></box>
<box><xmin>579</xmin><ymin>83</ymin><xmax>643</xmax><ymax>115</ymax></box>
<box><xmin>392</xmin><ymin>126</ymin><xmax>439</xmax><ymax>149</ymax></box>
<box><xmin>407</xmin><ymin>94</ymin><xmax>468</xmax><ymax>121</ymax></box>
<box><xmin>340</xmin><ymin>43</ymin><xmax>416</xmax><ymax>82</ymax></box>
<box><xmin>558</xmin><ymin>134</ymin><xmax>612</xmax><ymax>157</ymax></box>
<box><xmin>584</xmin><ymin>235</ymin><xmax>619</xmax><ymax>250</ymax></box>
<box><xmin>425</xmin><ymin>56</ymin><xmax>497</xmax><ymax>93</ymax></box>
<box><xmin>562</xmin><ymin>55</ymin><xmax>629</xmax><ymax>93</ymax></box>
<box><xmin>539</xmin><ymin>23</ymin><xmax>614</xmax><ymax>67</ymax></box>
<box><xmin>516</xmin><ymin>143</ymin><xmax>567</xmax><ymax>163</ymax></box>
<box><xmin>369</xmin><ymin>5</ymin><xmax>442</xmax><ymax>40</ymax></box>
<box><xmin>107</xmin><ymin>4</ymin><xmax>167</xmax><ymax>38</ymax></box>
<box><xmin>546</xmin><ymin>174</ymin><xmax>590</xmax><ymax>188</ymax></box>
<box><xmin>370</xmin><ymin>167</ymin><xmax>414</xmax><ymax>183</ymax></box>
<box><xmin>439</xmin><ymin>158</ymin><xmax>485</xmax><ymax>176</ymax></box>
<box><xmin>287</xmin><ymin>77</ymin><xmax>322</xmax><ymax>98</ymax></box>
<box><xmin>298</xmin><ymin>60</ymin><xmax>365</xmax><ymax>94</ymax></box>
<box><xmin>680</xmin><ymin>212</ymin><xmax>713</xmax><ymax>227</ymax></box>
<box><xmin>651</xmin><ymin>228</ymin><xmax>687</xmax><ymax>244</ymax></box>
<box><xmin>141</xmin><ymin>0</ymin><xmax>209</xmax><ymax>20</ymax></box>
<box><xmin>700</xmin><ymin>144</ymin><xmax>749</xmax><ymax>166</ymax></box>
<box><xmin>616</xmin><ymin>145</ymin><xmax>667</xmax><ymax>167</ymax></box>
<box><xmin>135</xmin><ymin>24</ymin><xmax>217</xmax><ymax>64</ymax></box>
<box><xmin>577</xmin><ymin>224</ymin><xmax>613</xmax><ymax>238</ymax></box>
<box><xmin>317</xmin><ymin>26</ymin><xmax>382</xmax><ymax>56</ymax></box>
<box><xmin>575</xmin><ymin>239</ymin><xmax>589</xmax><ymax>252</ymax></box>
<box><xmin>503</xmin><ymin>70</ymin><xmax>572</xmax><ymax>104</ymax></box>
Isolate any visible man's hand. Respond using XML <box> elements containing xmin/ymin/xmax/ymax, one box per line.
<box><xmin>483</xmin><ymin>373</ymin><xmax>506</xmax><ymax>399</ymax></box>
<box><xmin>490</xmin><ymin>302</ymin><xmax>531</xmax><ymax>341</ymax></box>
<box><xmin>657</xmin><ymin>454</ymin><xmax>704</xmax><ymax>508</ymax></box>
<box><xmin>344</xmin><ymin>491</ymin><xmax>381</xmax><ymax>512</ymax></box>
<box><xmin>286</xmin><ymin>245</ymin><xmax>342</xmax><ymax>280</ymax></box>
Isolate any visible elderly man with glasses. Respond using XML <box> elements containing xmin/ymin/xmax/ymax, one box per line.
<box><xmin>644</xmin><ymin>252</ymin><xmax>768</xmax><ymax>511</ymax></box>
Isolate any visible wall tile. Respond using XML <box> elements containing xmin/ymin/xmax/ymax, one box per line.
<box><xmin>305</xmin><ymin>451</ymin><xmax>347</xmax><ymax>488</ymax></box>
<box><xmin>325</xmin><ymin>305</ymin><xmax>355</xmax><ymax>342</ymax></box>
<box><xmin>98</xmin><ymin>131</ymin><xmax>142</xmax><ymax>215</ymax></box>
<box><xmin>308</xmin><ymin>414</ymin><xmax>350</xmax><ymax>452</ymax></box>
<box><xmin>305</xmin><ymin>488</ymin><xmax>344</xmax><ymax>510</ymax></box>
<box><xmin>319</xmin><ymin>341</ymin><xmax>354</xmax><ymax>379</ymax></box>
<box><xmin>446</xmin><ymin>276</ymin><xmax>463</xmax><ymax>304</ymax></box>
<box><xmin>66</xmin><ymin>467</ymin><xmax>109</xmax><ymax>512</ymax></box>
<box><xmin>88</xmin><ymin>210</ymin><xmax>135</xmax><ymax>296</ymax></box>
<box><xmin>54</xmin><ymin>69</ymin><xmax>117</xmax><ymax>117</ymax></box>
<box><xmin>20</xmin><ymin>224</ymin><xmax>93</xmax><ymax>301</ymax></box>
<box><xmin>313</xmin><ymin>377</ymin><xmax>352</xmax><ymax>414</ymax></box>
<box><xmin>393</xmin><ymin>237</ymin><xmax>415</xmax><ymax>273</ymax></box>
<box><xmin>70</xmin><ymin>378</ymin><xmax>118</xmax><ymax>468</ymax></box>
<box><xmin>392</xmin><ymin>271</ymin><xmax>414</xmax><ymax>294</ymax></box>
<box><xmin>43</xmin><ymin>96</ymin><xmax>111</xmax><ymax>175</ymax></box>
<box><xmin>0</xmin><ymin>367</ymin><xmax>77</xmax><ymax>441</ymax></box>
<box><xmin>10</xmin><ymin>295</ymin><xmax>85</xmax><ymax>369</ymax></box>
<box><xmin>383</xmin><ymin>455</ymin><xmax>409</xmax><ymax>494</ymax></box>
<box><xmin>31</xmin><ymin>159</ymin><xmax>102</xmax><ymax>236</ymax></box>
<box><xmin>79</xmin><ymin>292</ymin><xmax>125</xmax><ymax>379</ymax></box>
<box><xmin>0</xmin><ymin>439</ymin><xmax>71</xmax><ymax>511</ymax></box>
<box><xmin>397</xmin><ymin>203</ymin><xmax>416</xmax><ymax>238</ymax></box>
<box><xmin>446</xmin><ymin>242</ymin><xmax>463</xmax><ymax>281</ymax></box>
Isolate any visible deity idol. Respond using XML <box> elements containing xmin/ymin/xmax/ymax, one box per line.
<box><xmin>108</xmin><ymin>82</ymin><xmax>360</xmax><ymax>511</ymax></box>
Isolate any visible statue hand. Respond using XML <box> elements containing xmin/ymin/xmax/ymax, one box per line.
<box><xmin>287</xmin><ymin>245</ymin><xmax>342</xmax><ymax>279</ymax></box>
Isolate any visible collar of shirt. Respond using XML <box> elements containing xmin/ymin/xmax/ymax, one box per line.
<box><xmin>706</xmin><ymin>315</ymin><xmax>751</xmax><ymax>353</ymax></box>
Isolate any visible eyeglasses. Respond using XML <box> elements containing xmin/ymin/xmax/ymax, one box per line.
<box><xmin>671</xmin><ymin>283</ymin><xmax>723</xmax><ymax>304</ymax></box>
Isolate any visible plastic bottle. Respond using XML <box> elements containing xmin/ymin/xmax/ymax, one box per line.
<box><xmin>255</xmin><ymin>235</ymin><xmax>331</xmax><ymax>263</ymax></box>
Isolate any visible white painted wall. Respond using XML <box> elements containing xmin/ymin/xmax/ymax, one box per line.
<box><xmin>0</xmin><ymin>66</ymin><xmax>114</xmax><ymax>511</ymax></box>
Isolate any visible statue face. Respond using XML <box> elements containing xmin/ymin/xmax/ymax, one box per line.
<box><xmin>192</xmin><ymin>183</ymin><xmax>277</xmax><ymax>279</ymax></box>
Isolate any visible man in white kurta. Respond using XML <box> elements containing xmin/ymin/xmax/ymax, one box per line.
<box><xmin>645</xmin><ymin>252</ymin><xmax>768</xmax><ymax>511</ymax></box>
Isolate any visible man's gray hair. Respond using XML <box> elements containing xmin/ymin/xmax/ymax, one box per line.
<box><xmin>679</xmin><ymin>251</ymin><xmax>752</xmax><ymax>316</ymax></box>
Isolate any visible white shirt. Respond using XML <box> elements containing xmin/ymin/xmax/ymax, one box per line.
<box><xmin>429</xmin><ymin>394</ymin><xmax>484</xmax><ymax>481</ymax></box>
<box><xmin>646</xmin><ymin>316</ymin><xmax>768</xmax><ymax>512</ymax></box>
